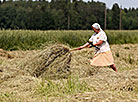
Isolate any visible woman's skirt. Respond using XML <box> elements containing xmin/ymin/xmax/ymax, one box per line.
<box><xmin>90</xmin><ymin>50</ymin><xmax>114</xmax><ymax>66</ymax></box>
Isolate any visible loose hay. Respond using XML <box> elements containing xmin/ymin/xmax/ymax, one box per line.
<box><xmin>0</xmin><ymin>49</ymin><xmax>14</xmax><ymax>58</ymax></box>
<box><xmin>0</xmin><ymin>44</ymin><xmax>138</xmax><ymax>102</ymax></box>
<box><xmin>21</xmin><ymin>44</ymin><xmax>71</xmax><ymax>79</ymax></box>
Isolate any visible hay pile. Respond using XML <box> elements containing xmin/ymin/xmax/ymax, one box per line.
<box><xmin>21</xmin><ymin>44</ymin><xmax>71</xmax><ymax>79</ymax></box>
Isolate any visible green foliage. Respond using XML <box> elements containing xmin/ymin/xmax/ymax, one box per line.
<box><xmin>0</xmin><ymin>0</ymin><xmax>106</xmax><ymax>30</ymax></box>
<box><xmin>0</xmin><ymin>1</ymin><xmax>138</xmax><ymax>30</ymax></box>
<box><xmin>58</xmin><ymin>31</ymin><xmax>90</xmax><ymax>47</ymax></box>
<box><xmin>0</xmin><ymin>30</ymin><xmax>138</xmax><ymax>50</ymax></box>
<box><xmin>111</xmin><ymin>3</ymin><xmax>120</xmax><ymax>30</ymax></box>
<box><xmin>122</xmin><ymin>10</ymin><xmax>138</xmax><ymax>30</ymax></box>
<box><xmin>106</xmin><ymin>30</ymin><xmax>138</xmax><ymax>44</ymax></box>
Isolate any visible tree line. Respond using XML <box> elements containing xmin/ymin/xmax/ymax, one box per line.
<box><xmin>0</xmin><ymin>0</ymin><xmax>138</xmax><ymax>30</ymax></box>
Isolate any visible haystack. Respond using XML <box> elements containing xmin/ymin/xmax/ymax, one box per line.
<box><xmin>22</xmin><ymin>44</ymin><xmax>71</xmax><ymax>79</ymax></box>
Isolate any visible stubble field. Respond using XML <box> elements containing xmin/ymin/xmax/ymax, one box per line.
<box><xmin>0</xmin><ymin>30</ymin><xmax>138</xmax><ymax>102</ymax></box>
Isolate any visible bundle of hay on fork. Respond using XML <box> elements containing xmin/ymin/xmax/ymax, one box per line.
<box><xmin>22</xmin><ymin>44</ymin><xmax>71</xmax><ymax>79</ymax></box>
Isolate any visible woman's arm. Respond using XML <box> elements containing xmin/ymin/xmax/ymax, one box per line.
<box><xmin>79</xmin><ymin>42</ymin><xmax>90</xmax><ymax>49</ymax></box>
<box><xmin>93</xmin><ymin>40</ymin><xmax>103</xmax><ymax>46</ymax></box>
<box><xmin>70</xmin><ymin>42</ymin><xmax>90</xmax><ymax>51</ymax></box>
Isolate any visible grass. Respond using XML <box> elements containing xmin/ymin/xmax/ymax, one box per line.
<box><xmin>0</xmin><ymin>30</ymin><xmax>138</xmax><ymax>50</ymax></box>
<box><xmin>0</xmin><ymin>92</ymin><xmax>21</xmax><ymax>102</ymax></box>
<box><xmin>106</xmin><ymin>30</ymin><xmax>138</xmax><ymax>44</ymax></box>
<box><xmin>0</xmin><ymin>44</ymin><xmax>138</xmax><ymax>102</ymax></box>
<box><xmin>118</xmin><ymin>67</ymin><xmax>135</xmax><ymax>71</ymax></box>
<box><xmin>134</xmin><ymin>82</ymin><xmax>138</xmax><ymax>94</ymax></box>
<box><xmin>35</xmin><ymin>75</ymin><xmax>92</xmax><ymax>99</ymax></box>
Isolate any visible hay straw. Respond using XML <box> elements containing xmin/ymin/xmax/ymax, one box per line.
<box><xmin>0</xmin><ymin>49</ymin><xmax>14</xmax><ymax>58</ymax></box>
<box><xmin>20</xmin><ymin>44</ymin><xmax>71</xmax><ymax>79</ymax></box>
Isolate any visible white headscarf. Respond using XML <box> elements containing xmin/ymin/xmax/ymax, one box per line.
<box><xmin>92</xmin><ymin>23</ymin><xmax>101</xmax><ymax>30</ymax></box>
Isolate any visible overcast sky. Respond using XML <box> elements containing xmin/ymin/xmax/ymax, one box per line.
<box><xmin>85</xmin><ymin>0</ymin><xmax>138</xmax><ymax>9</ymax></box>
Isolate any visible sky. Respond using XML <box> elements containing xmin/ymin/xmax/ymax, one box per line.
<box><xmin>1</xmin><ymin>0</ymin><xmax>137</xmax><ymax>9</ymax></box>
<box><xmin>85</xmin><ymin>0</ymin><xmax>138</xmax><ymax>9</ymax></box>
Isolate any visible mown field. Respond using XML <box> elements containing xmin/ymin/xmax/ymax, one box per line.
<box><xmin>0</xmin><ymin>30</ymin><xmax>138</xmax><ymax>102</ymax></box>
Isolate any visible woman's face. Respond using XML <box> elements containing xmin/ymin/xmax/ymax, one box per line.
<box><xmin>92</xmin><ymin>26</ymin><xmax>100</xmax><ymax>33</ymax></box>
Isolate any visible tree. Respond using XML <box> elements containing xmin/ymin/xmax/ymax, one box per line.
<box><xmin>0</xmin><ymin>0</ymin><xmax>138</xmax><ymax>30</ymax></box>
<box><xmin>111</xmin><ymin>3</ymin><xmax>120</xmax><ymax>30</ymax></box>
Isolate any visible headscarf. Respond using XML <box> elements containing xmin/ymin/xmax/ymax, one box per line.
<box><xmin>92</xmin><ymin>23</ymin><xmax>102</xmax><ymax>30</ymax></box>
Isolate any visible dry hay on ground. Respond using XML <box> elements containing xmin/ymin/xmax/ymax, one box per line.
<box><xmin>0</xmin><ymin>49</ymin><xmax>14</xmax><ymax>59</ymax></box>
<box><xmin>20</xmin><ymin>44</ymin><xmax>72</xmax><ymax>79</ymax></box>
<box><xmin>0</xmin><ymin>44</ymin><xmax>138</xmax><ymax>102</ymax></box>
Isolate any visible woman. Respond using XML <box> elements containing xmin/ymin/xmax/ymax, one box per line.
<box><xmin>71</xmin><ymin>23</ymin><xmax>117</xmax><ymax>72</ymax></box>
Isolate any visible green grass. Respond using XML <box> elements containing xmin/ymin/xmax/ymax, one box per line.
<box><xmin>0</xmin><ymin>30</ymin><xmax>138</xmax><ymax>50</ymax></box>
<box><xmin>106</xmin><ymin>30</ymin><xmax>138</xmax><ymax>44</ymax></box>
<box><xmin>35</xmin><ymin>75</ymin><xmax>92</xmax><ymax>99</ymax></box>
